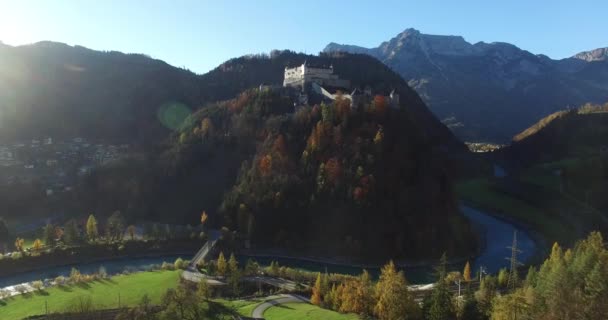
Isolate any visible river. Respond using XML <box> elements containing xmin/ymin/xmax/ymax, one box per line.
<box><xmin>0</xmin><ymin>205</ymin><xmax>537</xmax><ymax>287</ymax></box>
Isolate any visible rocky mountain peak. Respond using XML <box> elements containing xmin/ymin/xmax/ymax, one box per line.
<box><xmin>573</xmin><ymin>47</ymin><xmax>608</xmax><ymax>62</ymax></box>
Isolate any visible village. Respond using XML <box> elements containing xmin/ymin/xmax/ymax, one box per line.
<box><xmin>0</xmin><ymin>137</ymin><xmax>131</xmax><ymax>195</ymax></box>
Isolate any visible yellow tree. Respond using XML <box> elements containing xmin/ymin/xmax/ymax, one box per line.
<box><xmin>14</xmin><ymin>237</ymin><xmax>24</xmax><ymax>252</ymax></box>
<box><xmin>217</xmin><ymin>252</ymin><xmax>228</xmax><ymax>276</ymax></box>
<box><xmin>374</xmin><ymin>260</ymin><xmax>419</xmax><ymax>320</ymax></box>
<box><xmin>311</xmin><ymin>273</ymin><xmax>323</xmax><ymax>305</ymax></box>
<box><xmin>200</xmin><ymin>211</ymin><xmax>208</xmax><ymax>226</ymax></box>
<box><xmin>228</xmin><ymin>253</ymin><xmax>239</xmax><ymax>275</ymax></box>
<box><xmin>463</xmin><ymin>261</ymin><xmax>472</xmax><ymax>282</ymax></box>
<box><xmin>86</xmin><ymin>214</ymin><xmax>98</xmax><ymax>241</ymax></box>
<box><xmin>32</xmin><ymin>239</ymin><xmax>43</xmax><ymax>252</ymax></box>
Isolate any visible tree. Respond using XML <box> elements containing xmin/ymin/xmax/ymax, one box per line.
<box><xmin>54</xmin><ymin>226</ymin><xmax>64</xmax><ymax>242</ymax></box>
<box><xmin>217</xmin><ymin>252</ymin><xmax>227</xmax><ymax>276</ymax></box>
<box><xmin>374</xmin><ymin>260</ymin><xmax>419</xmax><ymax>320</ymax></box>
<box><xmin>325</xmin><ymin>157</ymin><xmax>342</xmax><ymax>185</ymax></box>
<box><xmin>197</xmin><ymin>279</ymin><xmax>211</xmax><ymax>301</ymax></box>
<box><xmin>200</xmin><ymin>211</ymin><xmax>208</xmax><ymax>226</ymax></box>
<box><xmin>374</xmin><ymin>95</ymin><xmax>387</xmax><ymax>115</ymax></box>
<box><xmin>32</xmin><ymin>239</ymin><xmax>43</xmax><ymax>252</ymax></box>
<box><xmin>14</xmin><ymin>237</ymin><xmax>24</xmax><ymax>252</ymax></box>
<box><xmin>63</xmin><ymin>220</ymin><xmax>81</xmax><ymax>245</ymax></box>
<box><xmin>497</xmin><ymin>268</ymin><xmax>509</xmax><ymax>288</ymax></box>
<box><xmin>0</xmin><ymin>218</ymin><xmax>9</xmax><ymax>252</ymax></box>
<box><xmin>106</xmin><ymin>211</ymin><xmax>125</xmax><ymax>241</ymax></box>
<box><xmin>258</xmin><ymin>154</ymin><xmax>273</xmax><ymax>176</ymax></box>
<box><xmin>86</xmin><ymin>214</ymin><xmax>99</xmax><ymax>241</ymax></box>
<box><xmin>228</xmin><ymin>253</ymin><xmax>239</xmax><ymax>275</ymax></box>
<box><xmin>201</xmin><ymin>117</ymin><xmax>214</xmax><ymax>139</ymax></box>
<box><xmin>127</xmin><ymin>225</ymin><xmax>136</xmax><ymax>241</ymax></box>
<box><xmin>427</xmin><ymin>253</ymin><xmax>455</xmax><ymax>320</ymax></box>
<box><xmin>463</xmin><ymin>261</ymin><xmax>472</xmax><ymax>282</ymax></box>
<box><xmin>43</xmin><ymin>223</ymin><xmax>55</xmax><ymax>246</ymax></box>
<box><xmin>311</xmin><ymin>273</ymin><xmax>323</xmax><ymax>305</ymax></box>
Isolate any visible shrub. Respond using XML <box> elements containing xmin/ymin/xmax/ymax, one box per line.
<box><xmin>161</xmin><ymin>261</ymin><xmax>175</xmax><ymax>270</ymax></box>
<box><xmin>55</xmin><ymin>276</ymin><xmax>66</xmax><ymax>286</ymax></box>
<box><xmin>69</xmin><ymin>267</ymin><xmax>82</xmax><ymax>283</ymax></box>
<box><xmin>14</xmin><ymin>285</ymin><xmax>28</xmax><ymax>294</ymax></box>
<box><xmin>31</xmin><ymin>280</ymin><xmax>44</xmax><ymax>291</ymax></box>
<box><xmin>98</xmin><ymin>266</ymin><xmax>108</xmax><ymax>278</ymax></box>
<box><xmin>0</xmin><ymin>289</ymin><xmax>10</xmax><ymax>299</ymax></box>
<box><xmin>174</xmin><ymin>257</ymin><xmax>186</xmax><ymax>270</ymax></box>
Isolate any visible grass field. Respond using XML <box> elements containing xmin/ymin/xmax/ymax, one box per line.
<box><xmin>0</xmin><ymin>270</ymin><xmax>181</xmax><ymax>320</ymax></box>
<box><xmin>216</xmin><ymin>297</ymin><xmax>264</xmax><ymax>316</ymax></box>
<box><xmin>263</xmin><ymin>302</ymin><xmax>359</xmax><ymax>320</ymax></box>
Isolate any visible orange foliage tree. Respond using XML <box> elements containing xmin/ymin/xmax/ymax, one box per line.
<box><xmin>259</xmin><ymin>154</ymin><xmax>273</xmax><ymax>176</ymax></box>
<box><xmin>325</xmin><ymin>158</ymin><xmax>342</xmax><ymax>185</ymax></box>
<box><xmin>374</xmin><ymin>95</ymin><xmax>387</xmax><ymax>115</ymax></box>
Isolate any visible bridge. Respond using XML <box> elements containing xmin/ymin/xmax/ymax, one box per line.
<box><xmin>181</xmin><ymin>230</ymin><xmax>221</xmax><ymax>283</ymax></box>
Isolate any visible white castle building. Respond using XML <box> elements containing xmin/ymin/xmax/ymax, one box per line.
<box><xmin>283</xmin><ymin>61</ymin><xmax>350</xmax><ymax>90</ymax></box>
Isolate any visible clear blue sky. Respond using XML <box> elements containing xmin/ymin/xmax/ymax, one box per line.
<box><xmin>1</xmin><ymin>0</ymin><xmax>606</xmax><ymax>74</ymax></box>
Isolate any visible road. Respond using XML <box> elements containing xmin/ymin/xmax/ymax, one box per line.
<box><xmin>250</xmin><ymin>294</ymin><xmax>309</xmax><ymax>319</ymax></box>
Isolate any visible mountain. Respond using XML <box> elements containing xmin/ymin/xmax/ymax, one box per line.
<box><xmin>324</xmin><ymin>28</ymin><xmax>608</xmax><ymax>142</ymax></box>
<box><xmin>0</xmin><ymin>42</ymin><xmax>462</xmax><ymax>151</ymax></box>
<box><xmin>0</xmin><ymin>41</ymin><xmax>204</xmax><ymax>145</ymax></box>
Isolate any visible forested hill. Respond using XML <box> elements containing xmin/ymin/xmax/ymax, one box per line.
<box><xmin>498</xmin><ymin>103</ymin><xmax>608</xmax><ymax>167</ymax></box>
<box><xmin>0</xmin><ymin>43</ymin><xmax>462</xmax><ymax>151</ymax></box>
<box><xmin>69</xmin><ymin>87</ymin><xmax>477</xmax><ymax>260</ymax></box>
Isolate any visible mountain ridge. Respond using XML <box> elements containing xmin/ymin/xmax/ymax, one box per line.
<box><xmin>324</xmin><ymin>28</ymin><xmax>608</xmax><ymax>142</ymax></box>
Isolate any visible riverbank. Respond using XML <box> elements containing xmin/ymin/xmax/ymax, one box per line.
<box><xmin>0</xmin><ymin>240</ymin><xmax>201</xmax><ymax>279</ymax></box>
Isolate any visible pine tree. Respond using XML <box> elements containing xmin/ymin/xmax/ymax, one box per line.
<box><xmin>311</xmin><ymin>273</ymin><xmax>323</xmax><ymax>305</ymax></box>
<box><xmin>86</xmin><ymin>214</ymin><xmax>98</xmax><ymax>242</ymax></box>
<box><xmin>427</xmin><ymin>253</ymin><xmax>454</xmax><ymax>320</ymax></box>
<box><xmin>43</xmin><ymin>223</ymin><xmax>55</xmax><ymax>245</ymax></box>
<box><xmin>217</xmin><ymin>252</ymin><xmax>227</xmax><ymax>276</ymax></box>
<box><xmin>63</xmin><ymin>220</ymin><xmax>80</xmax><ymax>245</ymax></box>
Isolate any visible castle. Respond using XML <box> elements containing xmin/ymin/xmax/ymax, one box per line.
<box><xmin>282</xmin><ymin>61</ymin><xmax>400</xmax><ymax>109</ymax></box>
<box><xmin>283</xmin><ymin>61</ymin><xmax>350</xmax><ymax>90</ymax></box>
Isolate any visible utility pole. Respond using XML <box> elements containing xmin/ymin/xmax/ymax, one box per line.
<box><xmin>506</xmin><ymin>230</ymin><xmax>523</xmax><ymax>290</ymax></box>
<box><xmin>479</xmin><ymin>266</ymin><xmax>487</xmax><ymax>283</ymax></box>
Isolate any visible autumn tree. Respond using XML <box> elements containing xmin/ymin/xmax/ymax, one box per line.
<box><xmin>32</xmin><ymin>238</ymin><xmax>43</xmax><ymax>252</ymax></box>
<box><xmin>201</xmin><ymin>117</ymin><xmax>214</xmax><ymax>139</ymax></box>
<box><xmin>374</xmin><ymin>260</ymin><xmax>419</xmax><ymax>320</ymax></box>
<box><xmin>217</xmin><ymin>251</ymin><xmax>228</xmax><ymax>276</ymax></box>
<box><xmin>374</xmin><ymin>95</ymin><xmax>387</xmax><ymax>115</ymax></box>
<box><xmin>463</xmin><ymin>261</ymin><xmax>472</xmax><ymax>282</ymax></box>
<box><xmin>374</xmin><ymin>126</ymin><xmax>384</xmax><ymax>145</ymax></box>
<box><xmin>86</xmin><ymin>214</ymin><xmax>99</xmax><ymax>242</ymax></box>
<box><xmin>259</xmin><ymin>154</ymin><xmax>273</xmax><ymax>176</ymax></box>
<box><xmin>200</xmin><ymin>211</ymin><xmax>208</xmax><ymax>227</ymax></box>
<box><xmin>14</xmin><ymin>237</ymin><xmax>24</xmax><ymax>252</ymax></box>
<box><xmin>311</xmin><ymin>272</ymin><xmax>323</xmax><ymax>305</ymax></box>
<box><xmin>324</xmin><ymin>157</ymin><xmax>342</xmax><ymax>185</ymax></box>
<box><xmin>228</xmin><ymin>253</ymin><xmax>239</xmax><ymax>275</ymax></box>
<box><xmin>196</xmin><ymin>278</ymin><xmax>211</xmax><ymax>301</ymax></box>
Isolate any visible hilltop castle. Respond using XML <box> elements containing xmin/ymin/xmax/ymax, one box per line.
<box><xmin>283</xmin><ymin>61</ymin><xmax>350</xmax><ymax>90</ymax></box>
<box><xmin>282</xmin><ymin>61</ymin><xmax>400</xmax><ymax>109</ymax></box>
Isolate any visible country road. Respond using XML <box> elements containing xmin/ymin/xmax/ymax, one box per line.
<box><xmin>250</xmin><ymin>294</ymin><xmax>309</xmax><ymax>319</ymax></box>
